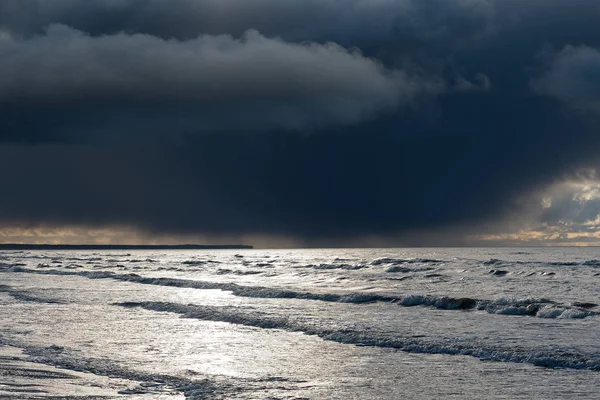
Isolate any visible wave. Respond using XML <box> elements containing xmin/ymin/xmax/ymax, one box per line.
<box><xmin>2</xmin><ymin>265</ymin><xmax>596</xmax><ymax>319</ymax></box>
<box><xmin>387</xmin><ymin>265</ymin><xmax>436</xmax><ymax>273</ymax></box>
<box><xmin>182</xmin><ymin>260</ymin><xmax>220</xmax><ymax>266</ymax></box>
<box><xmin>123</xmin><ymin>258</ymin><xmax>158</xmax><ymax>263</ymax></box>
<box><xmin>484</xmin><ymin>258</ymin><xmax>600</xmax><ymax>268</ymax></box>
<box><xmin>215</xmin><ymin>268</ymin><xmax>263</xmax><ymax>276</ymax></box>
<box><xmin>299</xmin><ymin>263</ymin><xmax>368</xmax><ymax>270</ymax></box>
<box><xmin>488</xmin><ymin>269</ymin><xmax>509</xmax><ymax>276</ymax></box>
<box><xmin>14</xmin><ymin>341</ymin><xmax>220</xmax><ymax>397</ymax></box>
<box><xmin>368</xmin><ymin>258</ymin><xmax>440</xmax><ymax>273</ymax></box>
<box><xmin>116</xmin><ymin>301</ymin><xmax>600</xmax><ymax>371</ymax></box>
<box><xmin>0</xmin><ymin>285</ymin><xmax>63</xmax><ymax>304</ymax></box>
<box><xmin>371</xmin><ymin>258</ymin><xmax>443</xmax><ymax>266</ymax></box>
<box><xmin>0</xmin><ymin>336</ymin><xmax>298</xmax><ymax>399</ymax></box>
<box><xmin>251</xmin><ymin>262</ymin><xmax>276</xmax><ymax>268</ymax></box>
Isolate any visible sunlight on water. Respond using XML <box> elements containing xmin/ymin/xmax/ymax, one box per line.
<box><xmin>1</xmin><ymin>248</ymin><xmax>600</xmax><ymax>398</ymax></box>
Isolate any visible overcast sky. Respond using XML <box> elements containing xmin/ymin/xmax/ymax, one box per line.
<box><xmin>2</xmin><ymin>0</ymin><xmax>600</xmax><ymax>247</ymax></box>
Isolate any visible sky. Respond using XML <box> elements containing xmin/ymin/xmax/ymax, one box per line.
<box><xmin>2</xmin><ymin>0</ymin><xmax>600</xmax><ymax>247</ymax></box>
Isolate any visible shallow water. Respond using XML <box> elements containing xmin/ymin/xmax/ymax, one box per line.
<box><xmin>1</xmin><ymin>248</ymin><xmax>600</xmax><ymax>398</ymax></box>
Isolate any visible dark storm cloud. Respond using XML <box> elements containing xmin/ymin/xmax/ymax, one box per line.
<box><xmin>2</xmin><ymin>0</ymin><xmax>600</xmax><ymax>244</ymax></box>
<box><xmin>0</xmin><ymin>0</ymin><xmax>494</xmax><ymax>44</ymax></box>
<box><xmin>533</xmin><ymin>46</ymin><xmax>600</xmax><ymax>112</ymax></box>
<box><xmin>0</xmin><ymin>99</ymin><xmax>595</xmax><ymax>240</ymax></box>
<box><xmin>1</xmin><ymin>0</ymin><xmax>597</xmax><ymax>52</ymax></box>
<box><xmin>0</xmin><ymin>25</ymin><xmax>440</xmax><ymax>133</ymax></box>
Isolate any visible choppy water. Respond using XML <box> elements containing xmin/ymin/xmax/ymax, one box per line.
<box><xmin>1</xmin><ymin>248</ymin><xmax>600</xmax><ymax>399</ymax></box>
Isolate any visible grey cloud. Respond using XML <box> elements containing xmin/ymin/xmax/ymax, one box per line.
<box><xmin>0</xmin><ymin>0</ymin><xmax>501</xmax><ymax>51</ymax></box>
<box><xmin>533</xmin><ymin>46</ymin><xmax>600</xmax><ymax>112</ymax></box>
<box><xmin>0</xmin><ymin>25</ymin><xmax>440</xmax><ymax>133</ymax></box>
<box><xmin>3</xmin><ymin>1</ymin><xmax>593</xmax><ymax>47</ymax></box>
<box><xmin>3</xmin><ymin>1</ymin><xmax>599</xmax><ymax>54</ymax></box>
<box><xmin>453</xmin><ymin>73</ymin><xmax>491</xmax><ymax>92</ymax></box>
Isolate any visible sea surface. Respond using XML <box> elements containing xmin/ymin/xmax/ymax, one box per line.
<box><xmin>1</xmin><ymin>248</ymin><xmax>600</xmax><ymax>399</ymax></box>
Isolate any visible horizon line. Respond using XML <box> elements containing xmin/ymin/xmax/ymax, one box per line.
<box><xmin>0</xmin><ymin>244</ymin><xmax>254</xmax><ymax>250</ymax></box>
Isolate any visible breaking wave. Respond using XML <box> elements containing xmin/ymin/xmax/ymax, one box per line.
<box><xmin>0</xmin><ymin>336</ymin><xmax>301</xmax><ymax>399</ymax></box>
<box><xmin>2</xmin><ymin>265</ymin><xmax>597</xmax><ymax>319</ymax></box>
<box><xmin>215</xmin><ymin>268</ymin><xmax>264</xmax><ymax>275</ymax></box>
<box><xmin>484</xmin><ymin>258</ymin><xmax>600</xmax><ymax>268</ymax></box>
<box><xmin>371</xmin><ymin>258</ymin><xmax>443</xmax><ymax>266</ymax></box>
<box><xmin>0</xmin><ymin>338</ymin><xmax>221</xmax><ymax>398</ymax></box>
<box><xmin>300</xmin><ymin>263</ymin><xmax>368</xmax><ymax>270</ymax></box>
<box><xmin>182</xmin><ymin>260</ymin><xmax>220</xmax><ymax>266</ymax></box>
<box><xmin>117</xmin><ymin>301</ymin><xmax>600</xmax><ymax>371</ymax></box>
<box><xmin>0</xmin><ymin>284</ymin><xmax>63</xmax><ymax>304</ymax></box>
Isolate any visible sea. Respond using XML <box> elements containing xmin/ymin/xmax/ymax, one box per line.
<box><xmin>1</xmin><ymin>247</ymin><xmax>600</xmax><ymax>399</ymax></box>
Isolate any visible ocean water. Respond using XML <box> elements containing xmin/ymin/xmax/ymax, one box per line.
<box><xmin>1</xmin><ymin>247</ymin><xmax>600</xmax><ymax>399</ymax></box>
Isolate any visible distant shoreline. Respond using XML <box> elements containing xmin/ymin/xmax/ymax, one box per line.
<box><xmin>0</xmin><ymin>244</ymin><xmax>253</xmax><ymax>250</ymax></box>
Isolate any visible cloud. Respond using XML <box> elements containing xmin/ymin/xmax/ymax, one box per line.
<box><xmin>0</xmin><ymin>25</ymin><xmax>440</xmax><ymax>134</ymax></box>
<box><xmin>2</xmin><ymin>1</ymin><xmax>600</xmax><ymax>245</ymax></box>
<box><xmin>0</xmin><ymin>0</ymin><xmax>493</xmax><ymax>44</ymax></box>
<box><xmin>0</xmin><ymin>95</ymin><xmax>593</xmax><ymax>242</ymax></box>
<box><xmin>3</xmin><ymin>1</ymin><xmax>600</xmax><ymax>56</ymax></box>
<box><xmin>538</xmin><ymin>180</ymin><xmax>600</xmax><ymax>232</ymax></box>
<box><xmin>469</xmin><ymin>176</ymin><xmax>600</xmax><ymax>245</ymax></box>
<box><xmin>3</xmin><ymin>1</ymin><xmax>596</xmax><ymax>53</ymax></box>
<box><xmin>533</xmin><ymin>45</ymin><xmax>600</xmax><ymax>112</ymax></box>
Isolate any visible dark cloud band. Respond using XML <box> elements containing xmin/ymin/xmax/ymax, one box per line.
<box><xmin>1</xmin><ymin>0</ymin><xmax>600</xmax><ymax>244</ymax></box>
<box><xmin>533</xmin><ymin>45</ymin><xmax>600</xmax><ymax>112</ymax></box>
